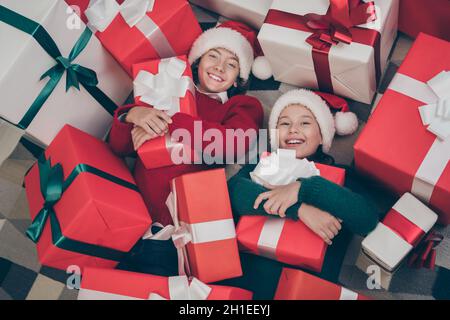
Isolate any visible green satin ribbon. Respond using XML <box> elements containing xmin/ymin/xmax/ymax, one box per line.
<box><xmin>0</xmin><ymin>5</ymin><xmax>118</xmax><ymax>130</ymax></box>
<box><xmin>26</xmin><ymin>156</ymin><xmax>139</xmax><ymax>262</ymax></box>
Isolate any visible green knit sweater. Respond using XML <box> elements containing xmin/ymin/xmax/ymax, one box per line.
<box><xmin>228</xmin><ymin>162</ymin><xmax>381</xmax><ymax>236</ymax></box>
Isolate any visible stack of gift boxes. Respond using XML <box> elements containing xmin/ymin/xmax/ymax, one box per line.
<box><xmin>0</xmin><ymin>0</ymin><xmax>448</xmax><ymax>300</ymax></box>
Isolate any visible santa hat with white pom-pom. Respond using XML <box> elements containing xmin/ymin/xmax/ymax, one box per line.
<box><xmin>188</xmin><ymin>20</ymin><xmax>272</xmax><ymax>81</ymax></box>
<box><xmin>268</xmin><ymin>89</ymin><xmax>359</xmax><ymax>152</ymax></box>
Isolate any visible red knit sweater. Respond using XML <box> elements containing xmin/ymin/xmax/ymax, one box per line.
<box><xmin>108</xmin><ymin>92</ymin><xmax>264</xmax><ymax>225</ymax></box>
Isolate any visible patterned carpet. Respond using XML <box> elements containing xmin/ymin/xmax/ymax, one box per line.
<box><xmin>0</xmin><ymin>4</ymin><xmax>449</xmax><ymax>300</ymax></box>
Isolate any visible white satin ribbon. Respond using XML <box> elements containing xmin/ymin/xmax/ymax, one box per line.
<box><xmin>86</xmin><ymin>0</ymin><xmax>175</xmax><ymax>57</ymax></box>
<box><xmin>134</xmin><ymin>57</ymin><xmax>196</xmax><ymax>116</ymax></box>
<box><xmin>390</xmin><ymin>71</ymin><xmax>450</xmax><ymax>140</ymax></box>
<box><xmin>78</xmin><ymin>276</ymin><xmax>211</xmax><ymax>300</ymax></box>
<box><xmin>388</xmin><ymin>71</ymin><xmax>450</xmax><ymax>204</ymax></box>
<box><xmin>250</xmin><ymin>149</ymin><xmax>320</xmax><ymax>186</ymax></box>
<box><xmin>86</xmin><ymin>0</ymin><xmax>155</xmax><ymax>31</ymax></box>
<box><xmin>256</xmin><ymin>218</ymin><xmax>285</xmax><ymax>260</ymax></box>
<box><xmin>165</xmin><ymin>180</ymin><xmax>237</xmax><ymax>276</ymax></box>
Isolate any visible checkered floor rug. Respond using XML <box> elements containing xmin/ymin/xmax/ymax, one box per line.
<box><xmin>0</xmin><ymin>4</ymin><xmax>449</xmax><ymax>300</ymax></box>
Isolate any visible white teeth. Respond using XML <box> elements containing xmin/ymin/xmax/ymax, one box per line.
<box><xmin>208</xmin><ymin>73</ymin><xmax>223</xmax><ymax>82</ymax></box>
<box><xmin>287</xmin><ymin>139</ymin><xmax>303</xmax><ymax>144</ymax></box>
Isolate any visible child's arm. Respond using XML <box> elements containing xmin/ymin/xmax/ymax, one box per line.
<box><xmin>227</xmin><ymin>164</ymin><xmax>302</xmax><ymax>220</ymax></box>
<box><xmin>108</xmin><ymin>105</ymin><xmax>136</xmax><ymax>156</ymax></box>
<box><xmin>228</xmin><ymin>166</ymin><xmax>380</xmax><ymax>236</ymax></box>
<box><xmin>168</xmin><ymin>96</ymin><xmax>264</xmax><ymax>163</ymax></box>
<box><xmin>298</xmin><ymin>175</ymin><xmax>380</xmax><ymax>235</ymax></box>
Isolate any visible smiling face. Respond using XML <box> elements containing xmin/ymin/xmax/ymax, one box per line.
<box><xmin>277</xmin><ymin>104</ymin><xmax>323</xmax><ymax>159</ymax></box>
<box><xmin>197</xmin><ymin>48</ymin><xmax>240</xmax><ymax>93</ymax></box>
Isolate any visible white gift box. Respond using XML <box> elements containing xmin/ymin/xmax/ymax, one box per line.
<box><xmin>362</xmin><ymin>193</ymin><xmax>438</xmax><ymax>272</ymax></box>
<box><xmin>249</xmin><ymin>149</ymin><xmax>320</xmax><ymax>186</ymax></box>
<box><xmin>258</xmin><ymin>0</ymin><xmax>399</xmax><ymax>104</ymax></box>
<box><xmin>189</xmin><ymin>0</ymin><xmax>272</xmax><ymax>29</ymax></box>
<box><xmin>0</xmin><ymin>0</ymin><xmax>132</xmax><ymax>148</ymax></box>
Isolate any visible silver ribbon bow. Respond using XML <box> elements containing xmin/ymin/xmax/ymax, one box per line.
<box><xmin>418</xmin><ymin>71</ymin><xmax>450</xmax><ymax>141</ymax></box>
<box><xmin>148</xmin><ymin>276</ymin><xmax>212</xmax><ymax>300</ymax></box>
<box><xmin>133</xmin><ymin>57</ymin><xmax>196</xmax><ymax>116</ymax></box>
<box><xmin>86</xmin><ymin>0</ymin><xmax>155</xmax><ymax>32</ymax></box>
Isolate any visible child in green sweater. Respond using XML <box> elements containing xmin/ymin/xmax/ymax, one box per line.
<box><xmin>216</xmin><ymin>89</ymin><xmax>390</xmax><ymax>298</ymax></box>
<box><xmin>228</xmin><ymin>89</ymin><xmax>380</xmax><ymax>242</ymax></box>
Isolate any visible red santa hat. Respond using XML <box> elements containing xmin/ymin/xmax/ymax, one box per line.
<box><xmin>269</xmin><ymin>89</ymin><xmax>359</xmax><ymax>152</ymax></box>
<box><xmin>188</xmin><ymin>20</ymin><xmax>272</xmax><ymax>81</ymax></box>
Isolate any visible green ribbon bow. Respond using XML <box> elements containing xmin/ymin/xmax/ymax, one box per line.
<box><xmin>0</xmin><ymin>5</ymin><xmax>118</xmax><ymax>130</ymax></box>
<box><xmin>26</xmin><ymin>156</ymin><xmax>140</xmax><ymax>262</ymax></box>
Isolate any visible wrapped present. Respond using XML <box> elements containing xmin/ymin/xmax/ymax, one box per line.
<box><xmin>189</xmin><ymin>0</ymin><xmax>272</xmax><ymax>30</ymax></box>
<box><xmin>132</xmin><ymin>56</ymin><xmax>198</xmax><ymax>169</ymax></box>
<box><xmin>250</xmin><ymin>149</ymin><xmax>320</xmax><ymax>186</ymax></box>
<box><xmin>78</xmin><ymin>267</ymin><xmax>253</xmax><ymax>300</ymax></box>
<box><xmin>165</xmin><ymin>169</ymin><xmax>242</xmax><ymax>283</ymax></box>
<box><xmin>0</xmin><ymin>0</ymin><xmax>131</xmax><ymax>150</ymax></box>
<box><xmin>362</xmin><ymin>193</ymin><xmax>438</xmax><ymax>272</ymax></box>
<box><xmin>66</xmin><ymin>0</ymin><xmax>202</xmax><ymax>76</ymax></box>
<box><xmin>24</xmin><ymin>125</ymin><xmax>152</xmax><ymax>271</ymax></box>
<box><xmin>355</xmin><ymin>247</ymin><xmax>395</xmax><ymax>290</ymax></box>
<box><xmin>275</xmin><ymin>268</ymin><xmax>370</xmax><ymax>300</ymax></box>
<box><xmin>258</xmin><ymin>0</ymin><xmax>399</xmax><ymax>104</ymax></box>
<box><xmin>354</xmin><ymin>33</ymin><xmax>450</xmax><ymax>225</ymax></box>
<box><xmin>236</xmin><ymin>163</ymin><xmax>345</xmax><ymax>273</ymax></box>
<box><xmin>399</xmin><ymin>0</ymin><xmax>450</xmax><ymax>41</ymax></box>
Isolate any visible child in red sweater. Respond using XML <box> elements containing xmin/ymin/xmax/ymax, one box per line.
<box><xmin>108</xmin><ymin>21</ymin><xmax>265</xmax><ymax>225</ymax></box>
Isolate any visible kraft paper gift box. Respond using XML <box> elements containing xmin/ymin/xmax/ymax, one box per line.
<box><xmin>354</xmin><ymin>33</ymin><xmax>450</xmax><ymax>225</ymax></box>
<box><xmin>258</xmin><ymin>0</ymin><xmax>399</xmax><ymax>104</ymax></box>
<box><xmin>24</xmin><ymin>125</ymin><xmax>152</xmax><ymax>272</ymax></box>
<box><xmin>236</xmin><ymin>158</ymin><xmax>346</xmax><ymax>273</ymax></box>
<box><xmin>189</xmin><ymin>0</ymin><xmax>272</xmax><ymax>30</ymax></box>
<box><xmin>132</xmin><ymin>56</ymin><xmax>198</xmax><ymax>169</ymax></box>
<box><xmin>274</xmin><ymin>268</ymin><xmax>370</xmax><ymax>300</ymax></box>
<box><xmin>355</xmin><ymin>248</ymin><xmax>396</xmax><ymax>291</ymax></box>
<box><xmin>0</xmin><ymin>0</ymin><xmax>131</xmax><ymax>149</ymax></box>
<box><xmin>78</xmin><ymin>267</ymin><xmax>253</xmax><ymax>300</ymax></box>
<box><xmin>166</xmin><ymin>168</ymin><xmax>242</xmax><ymax>284</ymax></box>
<box><xmin>361</xmin><ymin>193</ymin><xmax>438</xmax><ymax>273</ymax></box>
<box><xmin>66</xmin><ymin>0</ymin><xmax>202</xmax><ymax>76</ymax></box>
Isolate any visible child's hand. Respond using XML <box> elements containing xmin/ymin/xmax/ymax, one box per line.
<box><xmin>253</xmin><ymin>182</ymin><xmax>301</xmax><ymax>218</ymax></box>
<box><xmin>131</xmin><ymin>126</ymin><xmax>158</xmax><ymax>150</ymax></box>
<box><xmin>297</xmin><ymin>203</ymin><xmax>342</xmax><ymax>245</ymax></box>
<box><xmin>126</xmin><ymin>106</ymin><xmax>172</xmax><ymax>136</ymax></box>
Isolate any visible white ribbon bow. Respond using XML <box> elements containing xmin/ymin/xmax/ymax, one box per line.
<box><xmin>250</xmin><ymin>149</ymin><xmax>320</xmax><ymax>186</ymax></box>
<box><xmin>148</xmin><ymin>276</ymin><xmax>212</xmax><ymax>300</ymax></box>
<box><xmin>134</xmin><ymin>57</ymin><xmax>195</xmax><ymax>116</ymax></box>
<box><xmin>418</xmin><ymin>71</ymin><xmax>450</xmax><ymax>141</ymax></box>
<box><xmin>86</xmin><ymin>0</ymin><xmax>155</xmax><ymax>32</ymax></box>
<box><xmin>78</xmin><ymin>275</ymin><xmax>211</xmax><ymax>300</ymax></box>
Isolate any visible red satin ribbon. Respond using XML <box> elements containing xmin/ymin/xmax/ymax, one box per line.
<box><xmin>265</xmin><ymin>0</ymin><xmax>381</xmax><ymax>94</ymax></box>
<box><xmin>382</xmin><ymin>209</ymin><xmax>425</xmax><ymax>247</ymax></box>
<box><xmin>407</xmin><ymin>231</ymin><xmax>443</xmax><ymax>270</ymax></box>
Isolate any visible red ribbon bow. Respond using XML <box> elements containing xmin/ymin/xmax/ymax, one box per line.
<box><xmin>407</xmin><ymin>231</ymin><xmax>443</xmax><ymax>270</ymax></box>
<box><xmin>265</xmin><ymin>0</ymin><xmax>380</xmax><ymax>94</ymax></box>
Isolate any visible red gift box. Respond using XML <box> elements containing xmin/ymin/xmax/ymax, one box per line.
<box><xmin>65</xmin><ymin>0</ymin><xmax>202</xmax><ymax>75</ymax></box>
<box><xmin>167</xmin><ymin>169</ymin><xmax>242</xmax><ymax>283</ymax></box>
<box><xmin>236</xmin><ymin>163</ymin><xmax>345</xmax><ymax>273</ymax></box>
<box><xmin>399</xmin><ymin>0</ymin><xmax>450</xmax><ymax>41</ymax></box>
<box><xmin>78</xmin><ymin>267</ymin><xmax>253</xmax><ymax>300</ymax></box>
<box><xmin>354</xmin><ymin>33</ymin><xmax>450</xmax><ymax>225</ymax></box>
<box><xmin>274</xmin><ymin>268</ymin><xmax>370</xmax><ymax>300</ymax></box>
<box><xmin>132</xmin><ymin>55</ymin><xmax>198</xmax><ymax>169</ymax></box>
<box><xmin>24</xmin><ymin>125</ymin><xmax>152</xmax><ymax>271</ymax></box>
